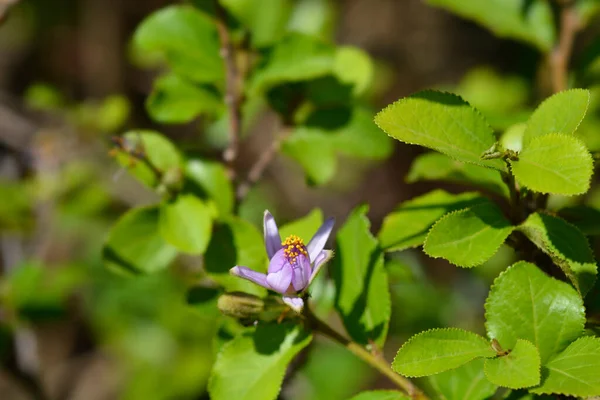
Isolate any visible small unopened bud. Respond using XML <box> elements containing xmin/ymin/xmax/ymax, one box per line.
<box><xmin>218</xmin><ymin>292</ymin><xmax>265</xmax><ymax>320</ymax></box>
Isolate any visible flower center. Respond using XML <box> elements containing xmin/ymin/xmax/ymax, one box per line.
<box><xmin>282</xmin><ymin>235</ymin><xmax>308</xmax><ymax>265</ymax></box>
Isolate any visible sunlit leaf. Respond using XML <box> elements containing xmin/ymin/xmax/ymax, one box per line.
<box><xmin>429</xmin><ymin>358</ymin><xmax>497</xmax><ymax>400</ymax></box>
<box><xmin>159</xmin><ymin>194</ymin><xmax>213</xmax><ymax>254</ymax></box>
<box><xmin>484</xmin><ymin>339</ymin><xmax>541</xmax><ymax>389</ymax></box>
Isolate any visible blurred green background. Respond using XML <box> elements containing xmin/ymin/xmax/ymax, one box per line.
<box><xmin>0</xmin><ymin>0</ymin><xmax>598</xmax><ymax>399</ymax></box>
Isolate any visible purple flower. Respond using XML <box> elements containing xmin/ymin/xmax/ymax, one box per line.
<box><xmin>230</xmin><ymin>210</ymin><xmax>335</xmax><ymax>312</ymax></box>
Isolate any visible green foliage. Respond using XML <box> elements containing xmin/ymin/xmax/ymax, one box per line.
<box><xmin>557</xmin><ymin>205</ymin><xmax>600</xmax><ymax>235</ymax></box>
<box><xmin>392</xmin><ymin>328</ymin><xmax>495</xmax><ymax>377</ymax></box>
<box><xmin>424</xmin><ymin>201</ymin><xmax>514</xmax><ymax>268</ymax></box>
<box><xmin>429</xmin><ymin>359</ymin><xmax>497</xmax><ymax>400</ymax></box>
<box><xmin>378</xmin><ymin>190</ymin><xmax>488</xmax><ymax>252</ymax></box>
<box><xmin>348</xmin><ymin>391</ymin><xmax>409</xmax><ymax>400</ymax></box>
<box><xmin>510</xmin><ymin>134</ymin><xmax>593</xmax><ymax>195</ymax></box>
<box><xmin>159</xmin><ymin>194</ymin><xmax>214</xmax><ymax>254</ymax></box>
<box><xmin>132</xmin><ymin>5</ymin><xmax>224</xmax><ymax>83</ymax></box>
<box><xmin>185</xmin><ymin>159</ymin><xmax>235</xmax><ymax>217</ymax></box>
<box><xmin>282</xmin><ymin>108</ymin><xmax>393</xmax><ymax>185</ymax></box>
<box><xmin>278</xmin><ymin>208</ymin><xmax>323</xmax><ymax>242</ymax></box>
<box><xmin>426</xmin><ymin>0</ymin><xmax>554</xmax><ymax>51</ymax></box>
<box><xmin>483</xmin><ymin>339</ymin><xmax>541</xmax><ymax>389</ymax></box>
<box><xmin>332</xmin><ymin>205</ymin><xmax>390</xmax><ymax>347</ymax></box>
<box><xmin>522</xmin><ymin>89</ymin><xmax>590</xmax><ymax>146</ymax></box>
<box><xmin>208</xmin><ymin>323</ymin><xmax>312</xmax><ymax>400</ymax></box>
<box><xmin>406</xmin><ymin>152</ymin><xmax>508</xmax><ymax>197</ymax></box>
<box><xmin>517</xmin><ymin>213</ymin><xmax>597</xmax><ymax>295</ymax></box>
<box><xmin>146</xmin><ymin>73</ymin><xmax>224</xmax><ymax>123</ymax></box>
<box><xmin>374</xmin><ymin>91</ymin><xmax>505</xmax><ymax>171</ymax></box>
<box><xmin>530</xmin><ymin>336</ymin><xmax>600</xmax><ymax>397</ymax></box>
<box><xmin>485</xmin><ymin>262</ymin><xmax>585</xmax><ymax>364</ymax></box>
<box><xmin>103</xmin><ymin>206</ymin><xmax>178</xmax><ymax>274</ymax></box>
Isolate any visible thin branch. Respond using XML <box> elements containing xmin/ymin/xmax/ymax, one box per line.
<box><xmin>215</xmin><ymin>2</ymin><xmax>242</xmax><ymax>177</ymax></box>
<box><xmin>236</xmin><ymin>129</ymin><xmax>291</xmax><ymax>201</ymax></box>
<box><xmin>303</xmin><ymin>303</ymin><xmax>428</xmax><ymax>400</ymax></box>
<box><xmin>549</xmin><ymin>0</ymin><xmax>580</xmax><ymax>93</ymax></box>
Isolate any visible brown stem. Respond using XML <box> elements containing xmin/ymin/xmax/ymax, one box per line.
<box><xmin>215</xmin><ymin>2</ymin><xmax>242</xmax><ymax>177</ymax></box>
<box><xmin>236</xmin><ymin>129</ymin><xmax>291</xmax><ymax>201</ymax></box>
<box><xmin>549</xmin><ymin>0</ymin><xmax>579</xmax><ymax>93</ymax></box>
<box><xmin>303</xmin><ymin>304</ymin><xmax>428</xmax><ymax>399</ymax></box>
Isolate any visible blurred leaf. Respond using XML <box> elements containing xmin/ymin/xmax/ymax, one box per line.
<box><xmin>146</xmin><ymin>74</ymin><xmax>223</xmax><ymax>123</ymax></box>
<box><xmin>500</xmin><ymin>123</ymin><xmax>526</xmax><ymax>153</ymax></box>
<box><xmin>333</xmin><ymin>205</ymin><xmax>390</xmax><ymax>347</ymax></box>
<box><xmin>455</xmin><ymin>67</ymin><xmax>529</xmax><ymax>114</ymax></box>
<box><xmin>530</xmin><ymin>336</ymin><xmax>600</xmax><ymax>397</ymax></box>
<box><xmin>424</xmin><ymin>202</ymin><xmax>514</xmax><ymax>268</ymax></box>
<box><xmin>278</xmin><ymin>208</ymin><xmax>323</xmax><ymax>243</ymax></box>
<box><xmin>208</xmin><ymin>322</ymin><xmax>312</xmax><ymax>400</ymax></box>
<box><xmin>97</xmin><ymin>95</ymin><xmax>130</xmax><ymax>132</ymax></box>
<box><xmin>517</xmin><ymin>213</ymin><xmax>597</xmax><ymax>295</ymax></box>
<box><xmin>426</xmin><ymin>0</ymin><xmax>554</xmax><ymax>51</ymax></box>
<box><xmin>103</xmin><ymin>206</ymin><xmax>178</xmax><ymax>275</ymax></box>
<box><xmin>333</xmin><ymin>46</ymin><xmax>373</xmax><ymax>96</ymax></box>
<box><xmin>185</xmin><ymin>159</ymin><xmax>234</xmax><ymax>217</ymax></box>
<box><xmin>484</xmin><ymin>339</ymin><xmax>541</xmax><ymax>389</ymax></box>
<box><xmin>116</xmin><ymin>130</ymin><xmax>183</xmax><ymax>188</ymax></box>
<box><xmin>375</xmin><ymin>91</ymin><xmax>505</xmax><ymax>171</ymax></box>
<box><xmin>132</xmin><ymin>5</ymin><xmax>223</xmax><ymax>83</ymax></box>
<box><xmin>205</xmin><ymin>217</ymin><xmax>268</xmax><ymax>296</ymax></box>
<box><xmin>283</xmin><ymin>107</ymin><xmax>393</xmax><ymax>185</ymax></box>
<box><xmin>348</xmin><ymin>391</ymin><xmax>409</xmax><ymax>400</ymax></box>
<box><xmin>557</xmin><ymin>205</ymin><xmax>600</xmax><ymax>235</ymax></box>
<box><xmin>221</xmin><ymin>0</ymin><xmax>293</xmax><ymax>47</ymax></box>
<box><xmin>485</xmin><ymin>261</ymin><xmax>585</xmax><ymax>363</ymax></box>
<box><xmin>24</xmin><ymin>82</ymin><xmax>65</xmax><ymax>111</ymax></box>
<box><xmin>429</xmin><ymin>358</ymin><xmax>497</xmax><ymax>400</ymax></box>
<box><xmin>287</xmin><ymin>0</ymin><xmax>336</xmax><ymax>40</ymax></box>
<box><xmin>392</xmin><ymin>328</ymin><xmax>495</xmax><ymax>377</ymax></box>
<box><xmin>0</xmin><ymin>180</ymin><xmax>33</xmax><ymax>231</ymax></box>
<box><xmin>249</xmin><ymin>33</ymin><xmax>335</xmax><ymax>94</ymax></box>
<box><xmin>577</xmin><ymin>0</ymin><xmax>600</xmax><ymax>25</ymax></box>
<box><xmin>159</xmin><ymin>194</ymin><xmax>213</xmax><ymax>254</ymax></box>
<box><xmin>378</xmin><ymin>190</ymin><xmax>488</xmax><ymax>252</ymax></box>
<box><xmin>510</xmin><ymin>134</ymin><xmax>593</xmax><ymax>196</ymax></box>
<box><xmin>522</xmin><ymin>89</ymin><xmax>589</xmax><ymax>146</ymax></box>
<box><xmin>407</xmin><ymin>152</ymin><xmax>508</xmax><ymax>197</ymax></box>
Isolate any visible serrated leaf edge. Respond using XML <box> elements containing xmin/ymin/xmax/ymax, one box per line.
<box><xmin>483</xmin><ymin>338</ymin><xmax>541</xmax><ymax>389</ymax></box>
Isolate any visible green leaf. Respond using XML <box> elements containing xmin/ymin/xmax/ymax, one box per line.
<box><xmin>348</xmin><ymin>391</ymin><xmax>409</xmax><ymax>400</ymax></box>
<box><xmin>205</xmin><ymin>217</ymin><xmax>268</xmax><ymax>296</ymax></box>
<box><xmin>557</xmin><ymin>205</ymin><xmax>600</xmax><ymax>235</ymax></box>
<box><xmin>333</xmin><ymin>205</ymin><xmax>390</xmax><ymax>347</ymax></box>
<box><xmin>517</xmin><ymin>212</ymin><xmax>597</xmax><ymax>295</ymax></box>
<box><xmin>249</xmin><ymin>33</ymin><xmax>335</xmax><ymax>94</ymax></box>
<box><xmin>159</xmin><ymin>195</ymin><xmax>213</xmax><ymax>254</ymax></box>
<box><xmin>333</xmin><ymin>46</ymin><xmax>373</xmax><ymax>96</ymax></box>
<box><xmin>424</xmin><ymin>202</ymin><xmax>514</xmax><ymax>268</ymax></box>
<box><xmin>392</xmin><ymin>328</ymin><xmax>495</xmax><ymax>377</ymax></box>
<box><xmin>407</xmin><ymin>152</ymin><xmax>508</xmax><ymax>197</ymax></box>
<box><xmin>132</xmin><ymin>5</ymin><xmax>223</xmax><ymax>83</ymax></box>
<box><xmin>378</xmin><ymin>190</ymin><xmax>488</xmax><ymax>252</ymax></box>
<box><xmin>208</xmin><ymin>322</ymin><xmax>312</xmax><ymax>400</ymax></box>
<box><xmin>484</xmin><ymin>339</ymin><xmax>541</xmax><ymax>389</ymax></box>
<box><xmin>185</xmin><ymin>159</ymin><xmax>234</xmax><ymax>217</ymax></box>
<box><xmin>485</xmin><ymin>261</ymin><xmax>585</xmax><ymax>364</ymax></box>
<box><xmin>374</xmin><ymin>91</ymin><xmax>505</xmax><ymax>171</ymax></box>
<box><xmin>283</xmin><ymin>107</ymin><xmax>392</xmax><ymax>185</ymax></box>
<box><xmin>115</xmin><ymin>130</ymin><xmax>183</xmax><ymax>188</ymax></box>
<box><xmin>522</xmin><ymin>89</ymin><xmax>590</xmax><ymax>146</ymax></box>
<box><xmin>510</xmin><ymin>133</ymin><xmax>593</xmax><ymax>195</ymax></box>
<box><xmin>221</xmin><ymin>0</ymin><xmax>293</xmax><ymax>48</ymax></box>
<box><xmin>278</xmin><ymin>209</ymin><xmax>323</xmax><ymax>243</ymax></box>
<box><xmin>429</xmin><ymin>358</ymin><xmax>497</xmax><ymax>400</ymax></box>
<box><xmin>146</xmin><ymin>74</ymin><xmax>223</xmax><ymax>123</ymax></box>
<box><xmin>426</xmin><ymin>0</ymin><xmax>554</xmax><ymax>51</ymax></box>
<box><xmin>531</xmin><ymin>336</ymin><xmax>600</xmax><ymax>397</ymax></box>
<box><xmin>103</xmin><ymin>206</ymin><xmax>178</xmax><ymax>274</ymax></box>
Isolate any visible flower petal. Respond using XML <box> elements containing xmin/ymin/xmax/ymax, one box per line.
<box><xmin>264</xmin><ymin>210</ymin><xmax>282</xmax><ymax>259</ymax></box>
<box><xmin>266</xmin><ymin>264</ymin><xmax>293</xmax><ymax>293</ymax></box>
<box><xmin>282</xmin><ymin>296</ymin><xmax>304</xmax><ymax>312</ymax></box>
<box><xmin>267</xmin><ymin>248</ymin><xmax>287</xmax><ymax>274</ymax></box>
<box><xmin>230</xmin><ymin>266</ymin><xmax>269</xmax><ymax>289</ymax></box>
<box><xmin>291</xmin><ymin>253</ymin><xmax>311</xmax><ymax>292</ymax></box>
<box><xmin>306</xmin><ymin>217</ymin><xmax>335</xmax><ymax>262</ymax></box>
<box><xmin>308</xmin><ymin>250</ymin><xmax>333</xmax><ymax>286</ymax></box>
